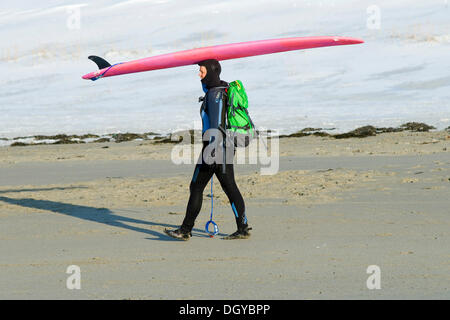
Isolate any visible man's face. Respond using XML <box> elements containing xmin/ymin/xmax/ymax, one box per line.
<box><xmin>198</xmin><ymin>66</ymin><xmax>207</xmax><ymax>80</ymax></box>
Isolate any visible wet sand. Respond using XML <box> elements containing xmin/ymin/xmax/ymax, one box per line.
<box><xmin>0</xmin><ymin>131</ymin><xmax>449</xmax><ymax>299</ymax></box>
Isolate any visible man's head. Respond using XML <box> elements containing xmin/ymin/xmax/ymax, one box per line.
<box><xmin>198</xmin><ymin>65</ymin><xmax>207</xmax><ymax>80</ymax></box>
<box><xmin>197</xmin><ymin>59</ymin><xmax>222</xmax><ymax>89</ymax></box>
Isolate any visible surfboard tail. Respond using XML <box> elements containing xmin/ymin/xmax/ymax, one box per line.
<box><xmin>83</xmin><ymin>56</ymin><xmax>119</xmax><ymax>81</ymax></box>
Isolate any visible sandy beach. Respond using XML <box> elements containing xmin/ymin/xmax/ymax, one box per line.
<box><xmin>1</xmin><ymin>130</ymin><xmax>449</xmax><ymax>299</ymax></box>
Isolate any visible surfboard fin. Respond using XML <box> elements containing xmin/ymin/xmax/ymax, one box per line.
<box><xmin>88</xmin><ymin>56</ymin><xmax>111</xmax><ymax>70</ymax></box>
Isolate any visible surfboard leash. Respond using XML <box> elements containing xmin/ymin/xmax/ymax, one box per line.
<box><xmin>205</xmin><ymin>176</ymin><xmax>219</xmax><ymax>237</ymax></box>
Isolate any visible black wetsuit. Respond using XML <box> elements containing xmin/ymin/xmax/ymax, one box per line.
<box><xmin>180</xmin><ymin>60</ymin><xmax>248</xmax><ymax>232</ymax></box>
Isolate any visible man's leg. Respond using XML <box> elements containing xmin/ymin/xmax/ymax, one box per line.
<box><xmin>180</xmin><ymin>163</ymin><xmax>214</xmax><ymax>232</ymax></box>
<box><xmin>215</xmin><ymin>164</ymin><xmax>249</xmax><ymax>231</ymax></box>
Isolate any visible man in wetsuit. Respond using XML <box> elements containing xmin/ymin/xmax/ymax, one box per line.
<box><xmin>164</xmin><ymin>59</ymin><xmax>251</xmax><ymax>240</ymax></box>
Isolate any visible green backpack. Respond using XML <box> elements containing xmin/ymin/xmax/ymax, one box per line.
<box><xmin>226</xmin><ymin>80</ymin><xmax>256</xmax><ymax>147</ymax></box>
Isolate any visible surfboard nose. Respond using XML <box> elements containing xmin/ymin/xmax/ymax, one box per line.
<box><xmin>351</xmin><ymin>38</ymin><xmax>364</xmax><ymax>44</ymax></box>
<box><xmin>339</xmin><ymin>37</ymin><xmax>364</xmax><ymax>45</ymax></box>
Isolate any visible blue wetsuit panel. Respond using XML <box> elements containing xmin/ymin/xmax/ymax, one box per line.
<box><xmin>202</xmin><ymin>87</ymin><xmax>224</xmax><ymax>133</ymax></box>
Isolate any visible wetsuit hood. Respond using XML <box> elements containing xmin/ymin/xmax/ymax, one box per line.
<box><xmin>198</xmin><ymin>59</ymin><xmax>222</xmax><ymax>90</ymax></box>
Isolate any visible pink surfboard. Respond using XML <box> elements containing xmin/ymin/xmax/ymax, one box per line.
<box><xmin>82</xmin><ymin>36</ymin><xmax>364</xmax><ymax>81</ymax></box>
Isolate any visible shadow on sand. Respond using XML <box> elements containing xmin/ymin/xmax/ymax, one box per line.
<box><xmin>0</xmin><ymin>187</ymin><xmax>210</xmax><ymax>241</ymax></box>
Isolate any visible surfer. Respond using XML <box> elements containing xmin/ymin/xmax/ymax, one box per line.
<box><xmin>165</xmin><ymin>59</ymin><xmax>251</xmax><ymax>240</ymax></box>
